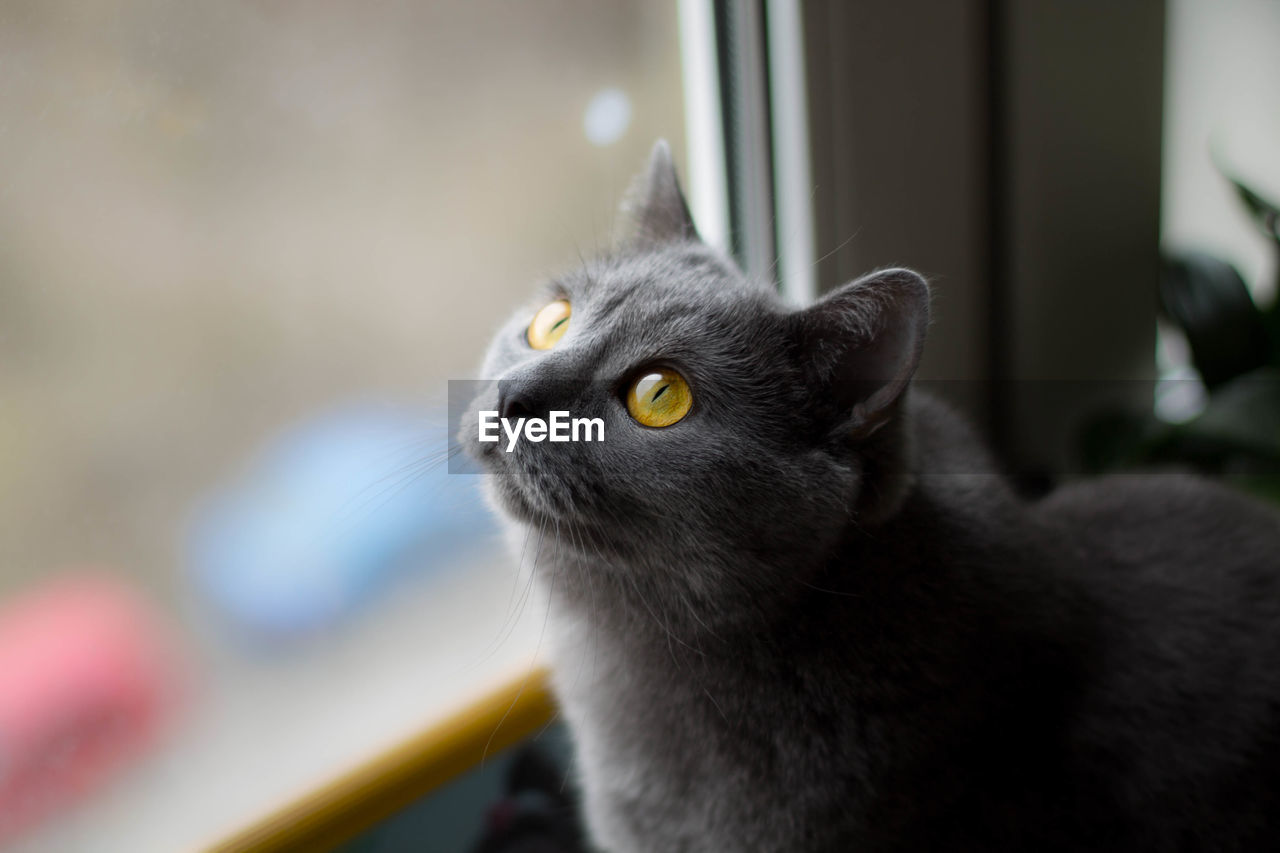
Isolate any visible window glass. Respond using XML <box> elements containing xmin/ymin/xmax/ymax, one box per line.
<box><xmin>0</xmin><ymin>2</ymin><xmax>684</xmax><ymax>849</ymax></box>
<box><xmin>1156</xmin><ymin>0</ymin><xmax>1280</xmax><ymax>423</ymax></box>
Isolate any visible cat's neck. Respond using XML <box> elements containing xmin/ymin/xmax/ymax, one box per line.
<box><xmin>898</xmin><ymin>389</ymin><xmax>1024</xmax><ymax>522</ymax></box>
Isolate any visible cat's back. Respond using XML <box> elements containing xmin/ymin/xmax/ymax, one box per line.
<box><xmin>1034</xmin><ymin>472</ymin><xmax>1280</xmax><ymax>729</ymax></box>
<box><xmin>1034</xmin><ymin>473</ymin><xmax>1280</xmax><ymax>848</ymax></box>
<box><xmin>1037</xmin><ymin>471</ymin><xmax>1280</xmax><ymax>589</ymax></box>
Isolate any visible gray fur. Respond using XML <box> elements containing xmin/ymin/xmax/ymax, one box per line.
<box><xmin>461</xmin><ymin>143</ymin><xmax>1280</xmax><ymax>852</ymax></box>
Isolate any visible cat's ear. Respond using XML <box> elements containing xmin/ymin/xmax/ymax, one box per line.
<box><xmin>623</xmin><ymin>139</ymin><xmax>700</xmax><ymax>249</ymax></box>
<box><xmin>793</xmin><ymin>268</ymin><xmax>930</xmax><ymax>438</ymax></box>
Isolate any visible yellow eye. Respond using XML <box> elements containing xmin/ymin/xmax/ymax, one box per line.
<box><xmin>527</xmin><ymin>299</ymin><xmax>572</xmax><ymax>350</ymax></box>
<box><xmin>626</xmin><ymin>368</ymin><xmax>692</xmax><ymax>428</ymax></box>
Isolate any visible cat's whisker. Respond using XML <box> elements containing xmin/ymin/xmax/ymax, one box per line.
<box><xmin>474</xmin><ymin>508</ymin><xmax>549</xmax><ymax>670</ymax></box>
<box><xmin>327</xmin><ymin>443</ymin><xmax>461</xmax><ymax>527</ymax></box>
<box><xmin>811</xmin><ymin>227</ymin><xmax>863</xmax><ymax>272</ymax></box>
<box><xmin>676</xmin><ymin>586</ymin><xmax>723</xmax><ymax>645</ymax></box>
<box><xmin>541</xmin><ymin>492</ymin><xmax>679</xmax><ymax>660</ymax></box>
<box><xmin>702</xmin><ymin>686</ymin><xmax>729</xmax><ymax>725</ymax></box>
<box><xmin>479</xmin><ymin>512</ymin><xmax>554</xmax><ymax>767</ymax></box>
<box><xmin>478</xmin><ymin>659</ymin><xmax>543</xmax><ymax>770</ymax></box>
<box><xmin>580</xmin><ymin>498</ymin><xmax>705</xmax><ymax>659</ymax></box>
<box><xmin>796</xmin><ymin>579</ymin><xmax>863</xmax><ymax>599</ymax></box>
<box><xmin>560</xmin><ymin>494</ymin><xmax>604</xmax><ymax>689</ymax></box>
<box><xmin>466</xmin><ymin>521</ymin><xmax>535</xmax><ymax>670</ymax></box>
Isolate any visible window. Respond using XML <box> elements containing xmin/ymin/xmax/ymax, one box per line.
<box><xmin>0</xmin><ymin>3</ymin><xmax>684</xmax><ymax>850</ymax></box>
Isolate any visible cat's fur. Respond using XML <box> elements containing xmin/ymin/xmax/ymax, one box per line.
<box><xmin>462</xmin><ymin>142</ymin><xmax>1280</xmax><ymax>852</ymax></box>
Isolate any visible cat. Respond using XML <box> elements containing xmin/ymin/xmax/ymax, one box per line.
<box><xmin>460</xmin><ymin>140</ymin><xmax>1280</xmax><ymax>852</ymax></box>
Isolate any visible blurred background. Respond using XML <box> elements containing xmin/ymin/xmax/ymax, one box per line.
<box><xmin>0</xmin><ymin>1</ymin><xmax>682</xmax><ymax>850</ymax></box>
<box><xmin>0</xmin><ymin>0</ymin><xmax>1277</xmax><ymax>851</ymax></box>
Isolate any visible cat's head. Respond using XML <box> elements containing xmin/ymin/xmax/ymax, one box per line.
<box><xmin>462</xmin><ymin>141</ymin><xmax>929</xmax><ymax>631</ymax></box>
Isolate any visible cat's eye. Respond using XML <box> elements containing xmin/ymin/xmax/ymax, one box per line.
<box><xmin>626</xmin><ymin>368</ymin><xmax>692</xmax><ymax>428</ymax></box>
<box><xmin>527</xmin><ymin>299</ymin><xmax>572</xmax><ymax>350</ymax></box>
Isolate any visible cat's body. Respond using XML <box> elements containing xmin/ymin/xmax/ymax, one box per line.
<box><xmin>548</xmin><ymin>394</ymin><xmax>1280</xmax><ymax>852</ymax></box>
<box><xmin>463</xmin><ymin>143</ymin><xmax>1280</xmax><ymax>851</ymax></box>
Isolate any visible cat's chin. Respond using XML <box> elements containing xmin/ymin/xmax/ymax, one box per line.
<box><xmin>483</xmin><ymin>470</ymin><xmax>554</xmax><ymax>527</ymax></box>
<box><xmin>483</xmin><ymin>472</ymin><xmax>617</xmax><ymax>554</ymax></box>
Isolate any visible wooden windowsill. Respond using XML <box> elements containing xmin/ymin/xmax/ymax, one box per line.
<box><xmin>202</xmin><ymin>665</ymin><xmax>555</xmax><ymax>853</ymax></box>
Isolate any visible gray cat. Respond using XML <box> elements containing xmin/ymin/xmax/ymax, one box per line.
<box><xmin>461</xmin><ymin>141</ymin><xmax>1280</xmax><ymax>852</ymax></box>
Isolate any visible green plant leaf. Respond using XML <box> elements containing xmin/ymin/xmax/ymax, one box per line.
<box><xmin>1222</xmin><ymin>172</ymin><xmax>1280</xmax><ymax>243</ymax></box>
<box><xmin>1160</xmin><ymin>252</ymin><xmax>1271</xmax><ymax>388</ymax></box>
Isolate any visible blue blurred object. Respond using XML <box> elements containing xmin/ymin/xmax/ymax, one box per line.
<box><xmin>187</xmin><ymin>403</ymin><xmax>495</xmax><ymax>641</ymax></box>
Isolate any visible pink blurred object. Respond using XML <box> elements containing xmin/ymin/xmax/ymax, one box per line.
<box><xmin>0</xmin><ymin>573</ymin><xmax>178</xmax><ymax>842</ymax></box>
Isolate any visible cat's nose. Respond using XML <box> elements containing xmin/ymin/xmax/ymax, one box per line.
<box><xmin>497</xmin><ymin>378</ymin><xmax>538</xmax><ymax>422</ymax></box>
